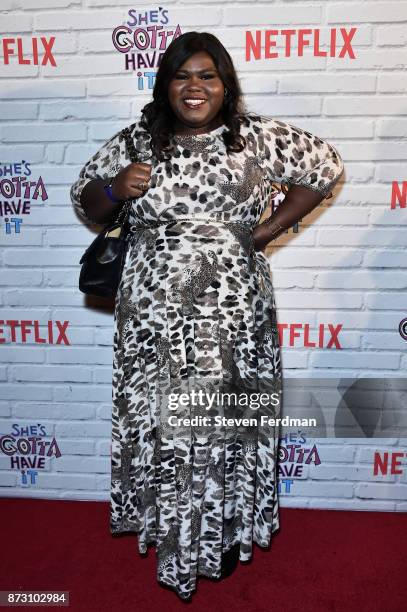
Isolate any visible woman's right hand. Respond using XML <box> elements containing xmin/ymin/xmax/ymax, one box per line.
<box><xmin>110</xmin><ymin>162</ymin><xmax>152</xmax><ymax>201</ymax></box>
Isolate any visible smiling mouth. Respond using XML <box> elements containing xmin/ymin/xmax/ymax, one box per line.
<box><xmin>183</xmin><ymin>98</ymin><xmax>207</xmax><ymax>109</ymax></box>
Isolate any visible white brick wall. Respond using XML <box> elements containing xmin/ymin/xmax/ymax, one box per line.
<box><xmin>1</xmin><ymin>1</ymin><xmax>406</xmax><ymax>510</ymax></box>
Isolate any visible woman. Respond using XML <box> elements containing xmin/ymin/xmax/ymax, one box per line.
<box><xmin>70</xmin><ymin>31</ymin><xmax>344</xmax><ymax>600</ymax></box>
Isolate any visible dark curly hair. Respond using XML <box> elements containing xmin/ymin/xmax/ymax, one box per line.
<box><xmin>140</xmin><ymin>31</ymin><xmax>247</xmax><ymax>160</ymax></box>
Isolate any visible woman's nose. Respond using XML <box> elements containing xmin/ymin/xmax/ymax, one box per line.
<box><xmin>185</xmin><ymin>75</ymin><xmax>202</xmax><ymax>88</ymax></box>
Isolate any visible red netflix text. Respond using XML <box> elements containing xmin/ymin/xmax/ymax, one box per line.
<box><xmin>373</xmin><ymin>451</ymin><xmax>405</xmax><ymax>475</ymax></box>
<box><xmin>278</xmin><ymin>323</ymin><xmax>342</xmax><ymax>348</ymax></box>
<box><xmin>1</xmin><ymin>37</ymin><xmax>56</xmax><ymax>66</ymax></box>
<box><xmin>391</xmin><ymin>181</ymin><xmax>407</xmax><ymax>209</ymax></box>
<box><xmin>246</xmin><ymin>28</ymin><xmax>357</xmax><ymax>61</ymax></box>
<box><xmin>0</xmin><ymin>320</ymin><xmax>70</xmax><ymax>345</ymax></box>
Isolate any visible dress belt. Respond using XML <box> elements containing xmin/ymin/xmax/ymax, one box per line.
<box><xmin>125</xmin><ymin>216</ymin><xmax>256</xmax><ymax>257</ymax></box>
<box><xmin>126</xmin><ymin>216</ymin><xmax>254</xmax><ymax>234</ymax></box>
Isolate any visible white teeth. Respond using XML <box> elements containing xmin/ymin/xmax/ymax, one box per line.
<box><xmin>184</xmin><ymin>99</ymin><xmax>206</xmax><ymax>105</ymax></box>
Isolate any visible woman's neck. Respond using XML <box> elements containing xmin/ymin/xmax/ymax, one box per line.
<box><xmin>172</xmin><ymin>114</ymin><xmax>224</xmax><ymax>136</ymax></box>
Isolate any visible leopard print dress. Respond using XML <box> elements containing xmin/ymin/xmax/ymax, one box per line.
<box><xmin>70</xmin><ymin>112</ymin><xmax>344</xmax><ymax>600</ymax></box>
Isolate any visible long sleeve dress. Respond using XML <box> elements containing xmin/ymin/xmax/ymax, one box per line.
<box><xmin>70</xmin><ymin>112</ymin><xmax>344</xmax><ymax>600</ymax></box>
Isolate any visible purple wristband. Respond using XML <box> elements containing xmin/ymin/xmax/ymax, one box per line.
<box><xmin>103</xmin><ymin>182</ymin><xmax>122</xmax><ymax>204</ymax></box>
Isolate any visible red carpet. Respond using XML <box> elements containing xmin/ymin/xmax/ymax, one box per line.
<box><xmin>1</xmin><ymin>498</ymin><xmax>405</xmax><ymax>611</ymax></box>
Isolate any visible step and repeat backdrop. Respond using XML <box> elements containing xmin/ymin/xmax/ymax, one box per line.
<box><xmin>1</xmin><ymin>1</ymin><xmax>406</xmax><ymax>511</ymax></box>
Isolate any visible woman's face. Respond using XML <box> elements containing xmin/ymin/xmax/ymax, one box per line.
<box><xmin>167</xmin><ymin>50</ymin><xmax>225</xmax><ymax>134</ymax></box>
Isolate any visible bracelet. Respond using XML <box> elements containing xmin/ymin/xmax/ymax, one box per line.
<box><xmin>103</xmin><ymin>176</ymin><xmax>122</xmax><ymax>204</ymax></box>
<box><xmin>264</xmin><ymin>218</ymin><xmax>286</xmax><ymax>238</ymax></box>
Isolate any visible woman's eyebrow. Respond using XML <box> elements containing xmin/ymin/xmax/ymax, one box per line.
<box><xmin>175</xmin><ymin>67</ymin><xmax>219</xmax><ymax>73</ymax></box>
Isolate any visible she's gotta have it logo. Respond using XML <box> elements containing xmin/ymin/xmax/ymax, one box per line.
<box><xmin>112</xmin><ymin>7</ymin><xmax>182</xmax><ymax>89</ymax></box>
<box><xmin>0</xmin><ymin>161</ymin><xmax>48</xmax><ymax>235</ymax></box>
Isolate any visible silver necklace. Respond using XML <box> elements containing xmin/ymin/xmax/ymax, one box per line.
<box><xmin>173</xmin><ymin>128</ymin><xmax>224</xmax><ymax>153</ymax></box>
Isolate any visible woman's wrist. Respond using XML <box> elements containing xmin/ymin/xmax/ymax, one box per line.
<box><xmin>263</xmin><ymin>217</ymin><xmax>286</xmax><ymax>238</ymax></box>
<box><xmin>252</xmin><ymin>217</ymin><xmax>287</xmax><ymax>251</ymax></box>
<box><xmin>103</xmin><ymin>176</ymin><xmax>123</xmax><ymax>204</ymax></box>
<box><xmin>252</xmin><ymin>184</ymin><xmax>327</xmax><ymax>251</ymax></box>
<box><xmin>80</xmin><ymin>178</ymin><xmax>123</xmax><ymax>224</ymax></box>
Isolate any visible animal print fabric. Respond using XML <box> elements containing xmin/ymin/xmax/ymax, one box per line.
<box><xmin>71</xmin><ymin>112</ymin><xmax>344</xmax><ymax>600</ymax></box>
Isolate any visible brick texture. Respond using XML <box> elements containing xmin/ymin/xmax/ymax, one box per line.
<box><xmin>0</xmin><ymin>1</ymin><xmax>406</xmax><ymax>510</ymax></box>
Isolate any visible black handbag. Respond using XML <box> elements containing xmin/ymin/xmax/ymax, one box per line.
<box><xmin>78</xmin><ymin>126</ymin><xmax>141</xmax><ymax>298</ymax></box>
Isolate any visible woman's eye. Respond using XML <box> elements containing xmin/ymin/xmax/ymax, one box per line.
<box><xmin>173</xmin><ymin>73</ymin><xmax>216</xmax><ymax>80</ymax></box>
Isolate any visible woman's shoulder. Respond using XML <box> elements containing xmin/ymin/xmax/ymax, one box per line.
<box><xmin>239</xmin><ymin>111</ymin><xmax>271</xmax><ymax>126</ymax></box>
<box><xmin>99</xmin><ymin>117</ymin><xmax>151</xmax><ymax>150</ymax></box>
<box><xmin>126</xmin><ymin>115</ymin><xmax>150</xmax><ymax>137</ymax></box>
<box><xmin>238</xmin><ymin>112</ymin><xmax>318</xmax><ymax>153</ymax></box>
<box><xmin>239</xmin><ymin>111</ymin><xmax>295</xmax><ymax>134</ymax></box>
<box><xmin>119</xmin><ymin>116</ymin><xmax>152</xmax><ymax>158</ymax></box>
<box><xmin>122</xmin><ymin>116</ymin><xmax>150</xmax><ymax>142</ymax></box>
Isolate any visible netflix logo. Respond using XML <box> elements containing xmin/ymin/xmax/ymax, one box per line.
<box><xmin>246</xmin><ymin>27</ymin><xmax>357</xmax><ymax>61</ymax></box>
<box><xmin>1</xmin><ymin>36</ymin><xmax>57</xmax><ymax>66</ymax></box>
<box><xmin>0</xmin><ymin>320</ymin><xmax>70</xmax><ymax>345</ymax></box>
<box><xmin>373</xmin><ymin>451</ymin><xmax>406</xmax><ymax>476</ymax></box>
<box><xmin>391</xmin><ymin>181</ymin><xmax>407</xmax><ymax>209</ymax></box>
<box><xmin>278</xmin><ymin>323</ymin><xmax>343</xmax><ymax>349</ymax></box>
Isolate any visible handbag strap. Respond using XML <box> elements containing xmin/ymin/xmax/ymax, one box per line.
<box><xmin>112</xmin><ymin>125</ymin><xmax>145</xmax><ymax>225</ymax></box>
<box><xmin>122</xmin><ymin>125</ymin><xmax>140</xmax><ymax>164</ymax></box>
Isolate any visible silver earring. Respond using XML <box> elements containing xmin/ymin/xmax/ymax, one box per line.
<box><xmin>224</xmin><ymin>88</ymin><xmax>228</xmax><ymax>97</ymax></box>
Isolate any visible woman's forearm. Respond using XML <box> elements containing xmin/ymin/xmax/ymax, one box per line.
<box><xmin>252</xmin><ymin>184</ymin><xmax>326</xmax><ymax>251</ymax></box>
<box><xmin>80</xmin><ymin>177</ymin><xmax>122</xmax><ymax>225</ymax></box>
